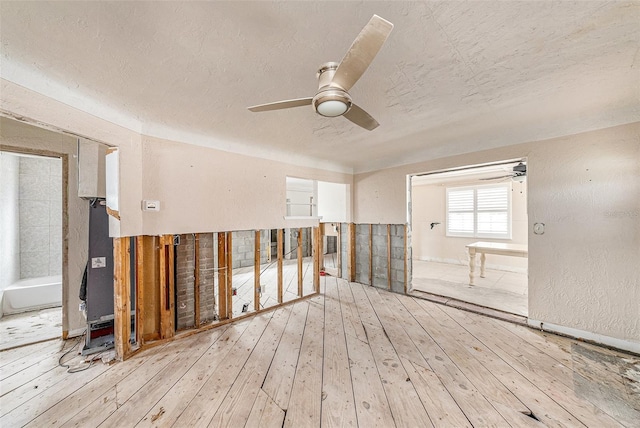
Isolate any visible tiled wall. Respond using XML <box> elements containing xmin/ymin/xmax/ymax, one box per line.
<box><xmin>19</xmin><ymin>156</ymin><xmax>62</xmax><ymax>279</ymax></box>
<box><xmin>0</xmin><ymin>153</ymin><xmax>21</xmax><ymax>290</ymax></box>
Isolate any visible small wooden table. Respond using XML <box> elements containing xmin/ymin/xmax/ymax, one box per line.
<box><xmin>465</xmin><ymin>241</ymin><xmax>528</xmax><ymax>285</ymax></box>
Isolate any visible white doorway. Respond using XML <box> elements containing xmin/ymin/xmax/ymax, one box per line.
<box><xmin>408</xmin><ymin>160</ymin><xmax>529</xmax><ymax>316</ymax></box>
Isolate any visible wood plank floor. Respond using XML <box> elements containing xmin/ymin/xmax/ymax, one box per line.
<box><xmin>1</xmin><ymin>278</ymin><xmax>638</xmax><ymax>427</ymax></box>
<box><xmin>0</xmin><ymin>307</ymin><xmax>62</xmax><ymax>351</ymax></box>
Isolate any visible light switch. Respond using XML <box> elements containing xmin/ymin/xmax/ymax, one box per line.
<box><xmin>533</xmin><ymin>223</ymin><xmax>545</xmax><ymax>235</ymax></box>
<box><xmin>142</xmin><ymin>200</ymin><xmax>160</xmax><ymax>211</ymax></box>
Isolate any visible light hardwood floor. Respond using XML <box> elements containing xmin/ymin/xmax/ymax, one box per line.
<box><xmin>1</xmin><ymin>278</ymin><xmax>638</xmax><ymax>427</ymax></box>
<box><xmin>411</xmin><ymin>260</ymin><xmax>528</xmax><ymax>316</ymax></box>
<box><xmin>0</xmin><ymin>307</ymin><xmax>62</xmax><ymax>351</ymax></box>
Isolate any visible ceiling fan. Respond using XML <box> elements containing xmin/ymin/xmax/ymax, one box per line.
<box><xmin>480</xmin><ymin>162</ymin><xmax>527</xmax><ymax>182</ymax></box>
<box><xmin>247</xmin><ymin>15</ymin><xmax>394</xmax><ymax>131</ymax></box>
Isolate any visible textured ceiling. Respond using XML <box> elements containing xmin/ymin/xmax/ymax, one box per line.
<box><xmin>1</xmin><ymin>1</ymin><xmax>639</xmax><ymax>173</ymax></box>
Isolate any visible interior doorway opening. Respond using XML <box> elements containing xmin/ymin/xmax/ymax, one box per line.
<box><xmin>408</xmin><ymin>159</ymin><xmax>529</xmax><ymax>316</ymax></box>
<box><xmin>0</xmin><ymin>151</ymin><xmax>63</xmax><ymax>350</ymax></box>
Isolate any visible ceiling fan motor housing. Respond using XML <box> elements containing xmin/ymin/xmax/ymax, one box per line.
<box><xmin>313</xmin><ymin>62</ymin><xmax>352</xmax><ymax>117</ymax></box>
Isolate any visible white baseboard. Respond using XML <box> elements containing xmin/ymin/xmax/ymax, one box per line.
<box><xmin>416</xmin><ymin>256</ymin><xmax>528</xmax><ymax>274</ymax></box>
<box><xmin>527</xmin><ymin>319</ymin><xmax>640</xmax><ymax>355</ymax></box>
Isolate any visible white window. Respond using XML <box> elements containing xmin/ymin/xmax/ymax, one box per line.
<box><xmin>446</xmin><ymin>184</ymin><xmax>511</xmax><ymax>239</ymax></box>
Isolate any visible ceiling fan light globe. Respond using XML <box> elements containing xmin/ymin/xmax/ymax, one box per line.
<box><xmin>312</xmin><ymin>88</ymin><xmax>352</xmax><ymax>118</ymax></box>
<box><xmin>316</xmin><ymin>100</ymin><xmax>349</xmax><ymax>117</ymax></box>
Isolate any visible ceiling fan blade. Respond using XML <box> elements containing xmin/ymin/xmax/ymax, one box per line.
<box><xmin>343</xmin><ymin>104</ymin><xmax>379</xmax><ymax>130</ymax></box>
<box><xmin>248</xmin><ymin>97</ymin><xmax>313</xmax><ymax>112</ymax></box>
<box><xmin>331</xmin><ymin>15</ymin><xmax>394</xmax><ymax>91</ymax></box>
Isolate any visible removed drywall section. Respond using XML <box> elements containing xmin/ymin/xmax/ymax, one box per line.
<box><xmin>340</xmin><ymin>223</ymin><xmax>349</xmax><ymax>281</ymax></box>
<box><xmin>176</xmin><ymin>234</ymin><xmax>196</xmax><ymax>330</ymax></box>
<box><xmin>175</xmin><ymin>233</ymin><xmax>217</xmax><ymax>330</ymax></box>
<box><xmin>389</xmin><ymin>225</ymin><xmax>407</xmax><ymax>294</ymax></box>
<box><xmin>355</xmin><ymin>224</ymin><xmax>370</xmax><ymax>285</ymax></box>
<box><xmin>233</xmin><ymin>230</ymin><xmax>269</xmax><ymax>268</ymax></box>
<box><xmin>198</xmin><ymin>233</ymin><xmax>216</xmax><ymax>324</ymax></box>
<box><xmin>371</xmin><ymin>224</ymin><xmax>388</xmax><ymax>289</ymax></box>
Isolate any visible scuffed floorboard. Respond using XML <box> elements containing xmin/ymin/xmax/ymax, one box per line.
<box><xmin>1</xmin><ymin>278</ymin><xmax>638</xmax><ymax>427</ymax></box>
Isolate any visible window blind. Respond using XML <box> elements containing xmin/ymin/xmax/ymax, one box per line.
<box><xmin>446</xmin><ymin>184</ymin><xmax>511</xmax><ymax>239</ymax></box>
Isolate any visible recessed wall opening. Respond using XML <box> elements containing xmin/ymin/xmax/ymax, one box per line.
<box><xmin>0</xmin><ymin>151</ymin><xmax>63</xmax><ymax>350</ymax></box>
<box><xmin>408</xmin><ymin>158</ymin><xmax>529</xmax><ymax>316</ymax></box>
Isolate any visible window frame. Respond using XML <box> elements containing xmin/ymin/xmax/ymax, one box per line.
<box><xmin>445</xmin><ymin>182</ymin><xmax>512</xmax><ymax>239</ymax></box>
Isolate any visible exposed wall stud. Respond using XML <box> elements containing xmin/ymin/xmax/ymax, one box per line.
<box><xmin>313</xmin><ymin>226</ymin><xmax>320</xmax><ymax>293</ymax></box>
<box><xmin>387</xmin><ymin>224</ymin><xmax>392</xmax><ymax>290</ymax></box>
<box><xmin>135</xmin><ymin>236</ymin><xmax>145</xmax><ymax>345</ymax></box>
<box><xmin>297</xmin><ymin>228</ymin><xmax>303</xmax><ymax>296</ymax></box>
<box><xmin>158</xmin><ymin>235</ymin><xmax>175</xmax><ymax>339</ymax></box>
<box><xmin>255</xmin><ymin>230</ymin><xmax>261</xmax><ymax>312</ymax></box>
<box><xmin>348</xmin><ymin>223</ymin><xmax>356</xmax><ymax>282</ymax></box>
<box><xmin>194</xmin><ymin>233</ymin><xmax>200</xmax><ymax>327</ymax></box>
<box><xmin>226</xmin><ymin>232</ymin><xmax>233</xmax><ymax>319</ymax></box>
<box><xmin>337</xmin><ymin>223</ymin><xmax>342</xmax><ymax>278</ymax></box>
<box><xmin>277</xmin><ymin>229</ymin><xmax>283</xmax><ymax>304</ymax></box>
<box><xmin>114</xmin><ymin>237</ymin><xmax>131</xmax><ymax>360</ymax></box>
<box><xmin>369</xmin><ymin>224</ymin><xmax>373</xmax><ymax>285</ymax></box>
<box><xmin>404</xmin><ymin>224</ymin><xmax>408</xmax><ymax>294</ymax></box>
<box><xmin>217</xmin><ymin>232</ymin><xmax>228</xmax><ymax>320</ymax></box>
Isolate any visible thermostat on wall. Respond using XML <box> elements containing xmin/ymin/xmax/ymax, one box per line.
<box><xmin>142</xmin><ymin>200</ymin><xmax>160</xmax><ymax>211</ymax></box>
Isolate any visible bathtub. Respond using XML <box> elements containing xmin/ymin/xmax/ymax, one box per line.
<box><xmin>1</xmin><ymin>275</ymin><xmax>62</xmax><ymax>316</ymax></box>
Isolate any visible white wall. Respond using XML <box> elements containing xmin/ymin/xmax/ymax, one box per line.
<box><xmin>140</xmin><ymin>135</ymin><xmax>353</xmax><ymax>235</ymax></box>
<box><xmin>317</xmin><ymin>181</ymin><xmax>348</xmax><ymax>223</ymax></box>
<box><xmin>0</xmin><ymin>117</ymin><xmax>88</xmax><ymax>336</ymax></box>
<box><xmin>355</xmin><ymin>122</ymin><xmax>640</xmax><ymax>348</ymax></box>
<box><xmin>3</xmin><ymin>77</ymin><xmax>637</xmax><ymax>350</ymax></box>
<box><xmin>0</xmin><ymin>152</ymin><xmax>21</xmax><ymax>294</ymax></box>
<box><xmin>412</xmin><ymin>179</ymin><xmax>528</xmax><ymax>271</ymax></box>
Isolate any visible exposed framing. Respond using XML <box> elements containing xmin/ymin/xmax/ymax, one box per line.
<box><xmin>113</xmin><ymin>237</ymin><xmax>131</xmax><ymax>360</ymax></box>
<box><xmin>254</xmin><ymin>230</ymin><xmax>261</xmax><ymax>312</ymax></box>
<box><xmin>158</xmin><ymin>235</ymin><xmax>175</xmax><ymax>339</ymax></box>
<box><xmin>217</xmin><ymin>232</ymin><xmax>228</xmax><ymax>321</ymax></box>
<box><xmin>277</xmin><ymin>229</ymin><xmax>283</xmax><ymax>303</ymax></box>
<box><xmin>297</xmin><ymin>228</ymin><xmax>303</xmax><ymax>297</ymax></box>
<box><xmin>387</xmin><ymin>224</ymin><xmax>392</xmax><ymax>290</ymax></box>
<box><xmin>194</xmin><ymin>233</ymin><xmax>201</xmax><ymax>327</ymax></box>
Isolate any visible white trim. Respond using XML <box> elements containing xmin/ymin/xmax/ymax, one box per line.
<box><xmin>284</xmin><ymin>216</ymin><xmax>323</xmax><ymax>221</ymax></box>
<box><xmin>527</xmin><ymin>319</ymin><xmax>640</xmax><ymax>355</ymax></box>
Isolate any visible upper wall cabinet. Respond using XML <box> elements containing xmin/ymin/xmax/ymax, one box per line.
<box><xmin>78</xmin><ymin>138</ymin><xmax>108</xmax><ymax>198</ymax></box>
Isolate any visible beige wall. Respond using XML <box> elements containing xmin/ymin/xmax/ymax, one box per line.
<box><xmin>355</xmin><ymin>122</ymin><xmax>640</xmax><ymax>346</ymax></box>
<box><xmin>3</xmin><ymin>77</ymin><xmax>638</xmax><ymax>349</ymax></box>
<box><xmin>140</xmin><ymin>135</ymin><xmax>352</xmax><ymax>235</ymax></box>
<box><xmin>0</xmin><ymin>117</ymin><xmax>87</xmax><ymax>335</ymax></box>
<box><xmin>412</xmin><ymin>179</ymin><xmax>528</xmax><ymax>271</ymax></box>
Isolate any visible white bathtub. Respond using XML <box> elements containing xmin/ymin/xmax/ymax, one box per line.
<box><xmin>1</xmin><ymin>275</ymin><xmax>62</xmax><ymax>316</ymax></box>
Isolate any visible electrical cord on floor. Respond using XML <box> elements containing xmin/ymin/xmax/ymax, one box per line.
<box><xmin>57</xmin><ymin>329</ymin><xmax>99</xmax><ymax>373</ymax></box>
